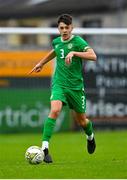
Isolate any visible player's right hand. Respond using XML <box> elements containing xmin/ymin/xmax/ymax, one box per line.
<box><xmin>28</xmin><ymin>63</ymin><xmax>43</xmax><ymax>75</ymax></box>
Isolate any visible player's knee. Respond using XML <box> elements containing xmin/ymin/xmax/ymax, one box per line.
<box><xmin>50</xmin><ymin>108</ymin><xmax>61</xmax><ymax>118</ymax></box>
<box><xmin>78</xmin><ymin>118</ymin><xmax>87</xmax><ymax>127</ymax></box>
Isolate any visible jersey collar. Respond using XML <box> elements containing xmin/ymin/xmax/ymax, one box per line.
<box><xmin>61</xmin><ymin>35</ymin><xmax>74</xmax><ymax>43</ymax></box>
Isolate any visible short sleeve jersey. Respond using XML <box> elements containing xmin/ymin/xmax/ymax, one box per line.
<box><xmin>52</xmin><ymin>35</ymin><xmax>90</xmax><ymax>90</ymax></box>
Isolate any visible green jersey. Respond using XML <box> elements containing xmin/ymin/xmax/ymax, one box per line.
<box><xmin>52</xmin><ymin>35</ymin><xmax>90</xmax><ymax>90</ymax></box>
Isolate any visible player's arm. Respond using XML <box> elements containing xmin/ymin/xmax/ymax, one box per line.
<box><xmin>29</xmin><ymin>49</ymin><xmax>56</xmax><ymax>74</ymax></box>
<box><xmin>65</xmin><ymin>48</ymin><xmax>96</xmax><ymax>65</ymax></box>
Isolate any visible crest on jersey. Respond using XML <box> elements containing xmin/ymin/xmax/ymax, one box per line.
<box><xmin>55</xmin><ymin>44</ymin><xmax>59</xmax><ymax>48</ymax></box>
<box><xmin>67</xmin><ymin>43</ymin><xmax>73</xmax><ymax>49</ymax></box>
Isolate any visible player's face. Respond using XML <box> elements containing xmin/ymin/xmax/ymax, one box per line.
<box><xmin>58</xmin><ymin>22</ymin><xmax>73</xmax><ymax>40</ymax></box>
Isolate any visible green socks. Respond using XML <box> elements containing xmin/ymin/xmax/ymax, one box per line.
<box><xmin>42</xmin><ymin>117</ymin><xmax>93</xmax><ymax>142</ymax></box>
<box><xmin>84</xmin><ymin>120</ymin><xmax>93</xmax><ymax>136</ymax></box>
<box><xmin>42</xmin><ymin>117</ymin><xmax>56</xmax><ymax>142</ymax></box>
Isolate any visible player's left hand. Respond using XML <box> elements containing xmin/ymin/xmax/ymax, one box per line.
<box><xmin>65</xmin><ymin>52</ymin><xmax>74</xmax><ymax>65</ymax></box>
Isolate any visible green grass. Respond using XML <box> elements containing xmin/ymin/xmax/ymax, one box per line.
<box><xmin>0</xmin><ymin>130</ymin><xmax>127</xmax><ymax>179</ymax></box>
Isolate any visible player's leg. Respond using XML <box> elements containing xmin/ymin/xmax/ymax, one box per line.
<box><xmin>73</xmin><ymin>111</ymin><xmax>96</xmax><ymax>154</ymax></box>
<box><xmin>42</xmin><ymin>86</ymin><xmax>67</xmax><ymax>163</ymax></box>
<box><xmin>43</xmin><ymin>100</ymin><xmax>62</xmax><ymax>162</ymax></box>
<box><xmin>42</xmin><ymin>100</ymin><xmax>63</xmax><ymax>145</ymax></box>
<box><xmin>42</xmin><ymin>100</ymin><xmax>63</xmax><ymax>163</ymax></box>
<box><xmin>67</xmin><ymin>89</ymin><xmax>96</xmax><ymax>154</ymax></box>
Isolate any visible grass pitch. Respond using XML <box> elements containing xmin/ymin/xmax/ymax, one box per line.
<box><xmin>0</xmin><ymin>130</ymin><xmax>127</xmax><ymax>179</ymax></box>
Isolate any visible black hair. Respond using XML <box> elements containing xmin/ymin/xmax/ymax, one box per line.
<box><xmin>57</xmin><ymin>14</ymin><xmax>72</xmax><ymax>25</ymax></box>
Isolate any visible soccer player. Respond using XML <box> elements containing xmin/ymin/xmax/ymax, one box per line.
<box><xmin>30</xmin><ymin>14</ymin><xmax>97</xmax><ymax>163</ymax></box>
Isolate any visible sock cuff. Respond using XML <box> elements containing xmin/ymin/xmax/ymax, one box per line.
<box><xmin>46</xmin><ymin>117</ymin><xmax>56</xmax><ymax>124</ymax></box>
<box><xmin>83</xmin><ymin>120</ymin><xmax>92</xmax><ymax>130</ymax></box>
<box><xmin>48</xmin><ymin>117</ymin><xmax>56</xmax><ymax>121</ymax></box>
<box><xmin>87</xmin><ymin>120</ymin><xmax>92</xmax><ymax>126</ymax></box>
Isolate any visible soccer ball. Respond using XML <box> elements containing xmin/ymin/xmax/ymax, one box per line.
<box><xmin>25</xmin><ymin>146</ymin><xmax>44</xmax><ymax>164</ymax></box>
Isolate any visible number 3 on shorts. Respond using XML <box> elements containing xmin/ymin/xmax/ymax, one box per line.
<box><xmin>81</xmin><ymin>95</ymin><xmax>85</xmax><ymax>109</ymax></box>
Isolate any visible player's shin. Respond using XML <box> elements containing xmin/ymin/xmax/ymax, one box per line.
<box><xmin>41</xmin><ymin>117</ymin><xmax>55</xmax><ymax>163</ymax></box>
<box><xmin>83</xmin><ymin>119</ymin><xmax>96</xmax><ymax>154</ymax></box>
<box><xmin>42</xmin><ymin>117</ymin><xmax>56</xmax><ymax>150</ymax></box>
<box><xmin>83</xmin><ymin>119</ymin><xmax>94</xmax><ymax>140</ymax></box>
